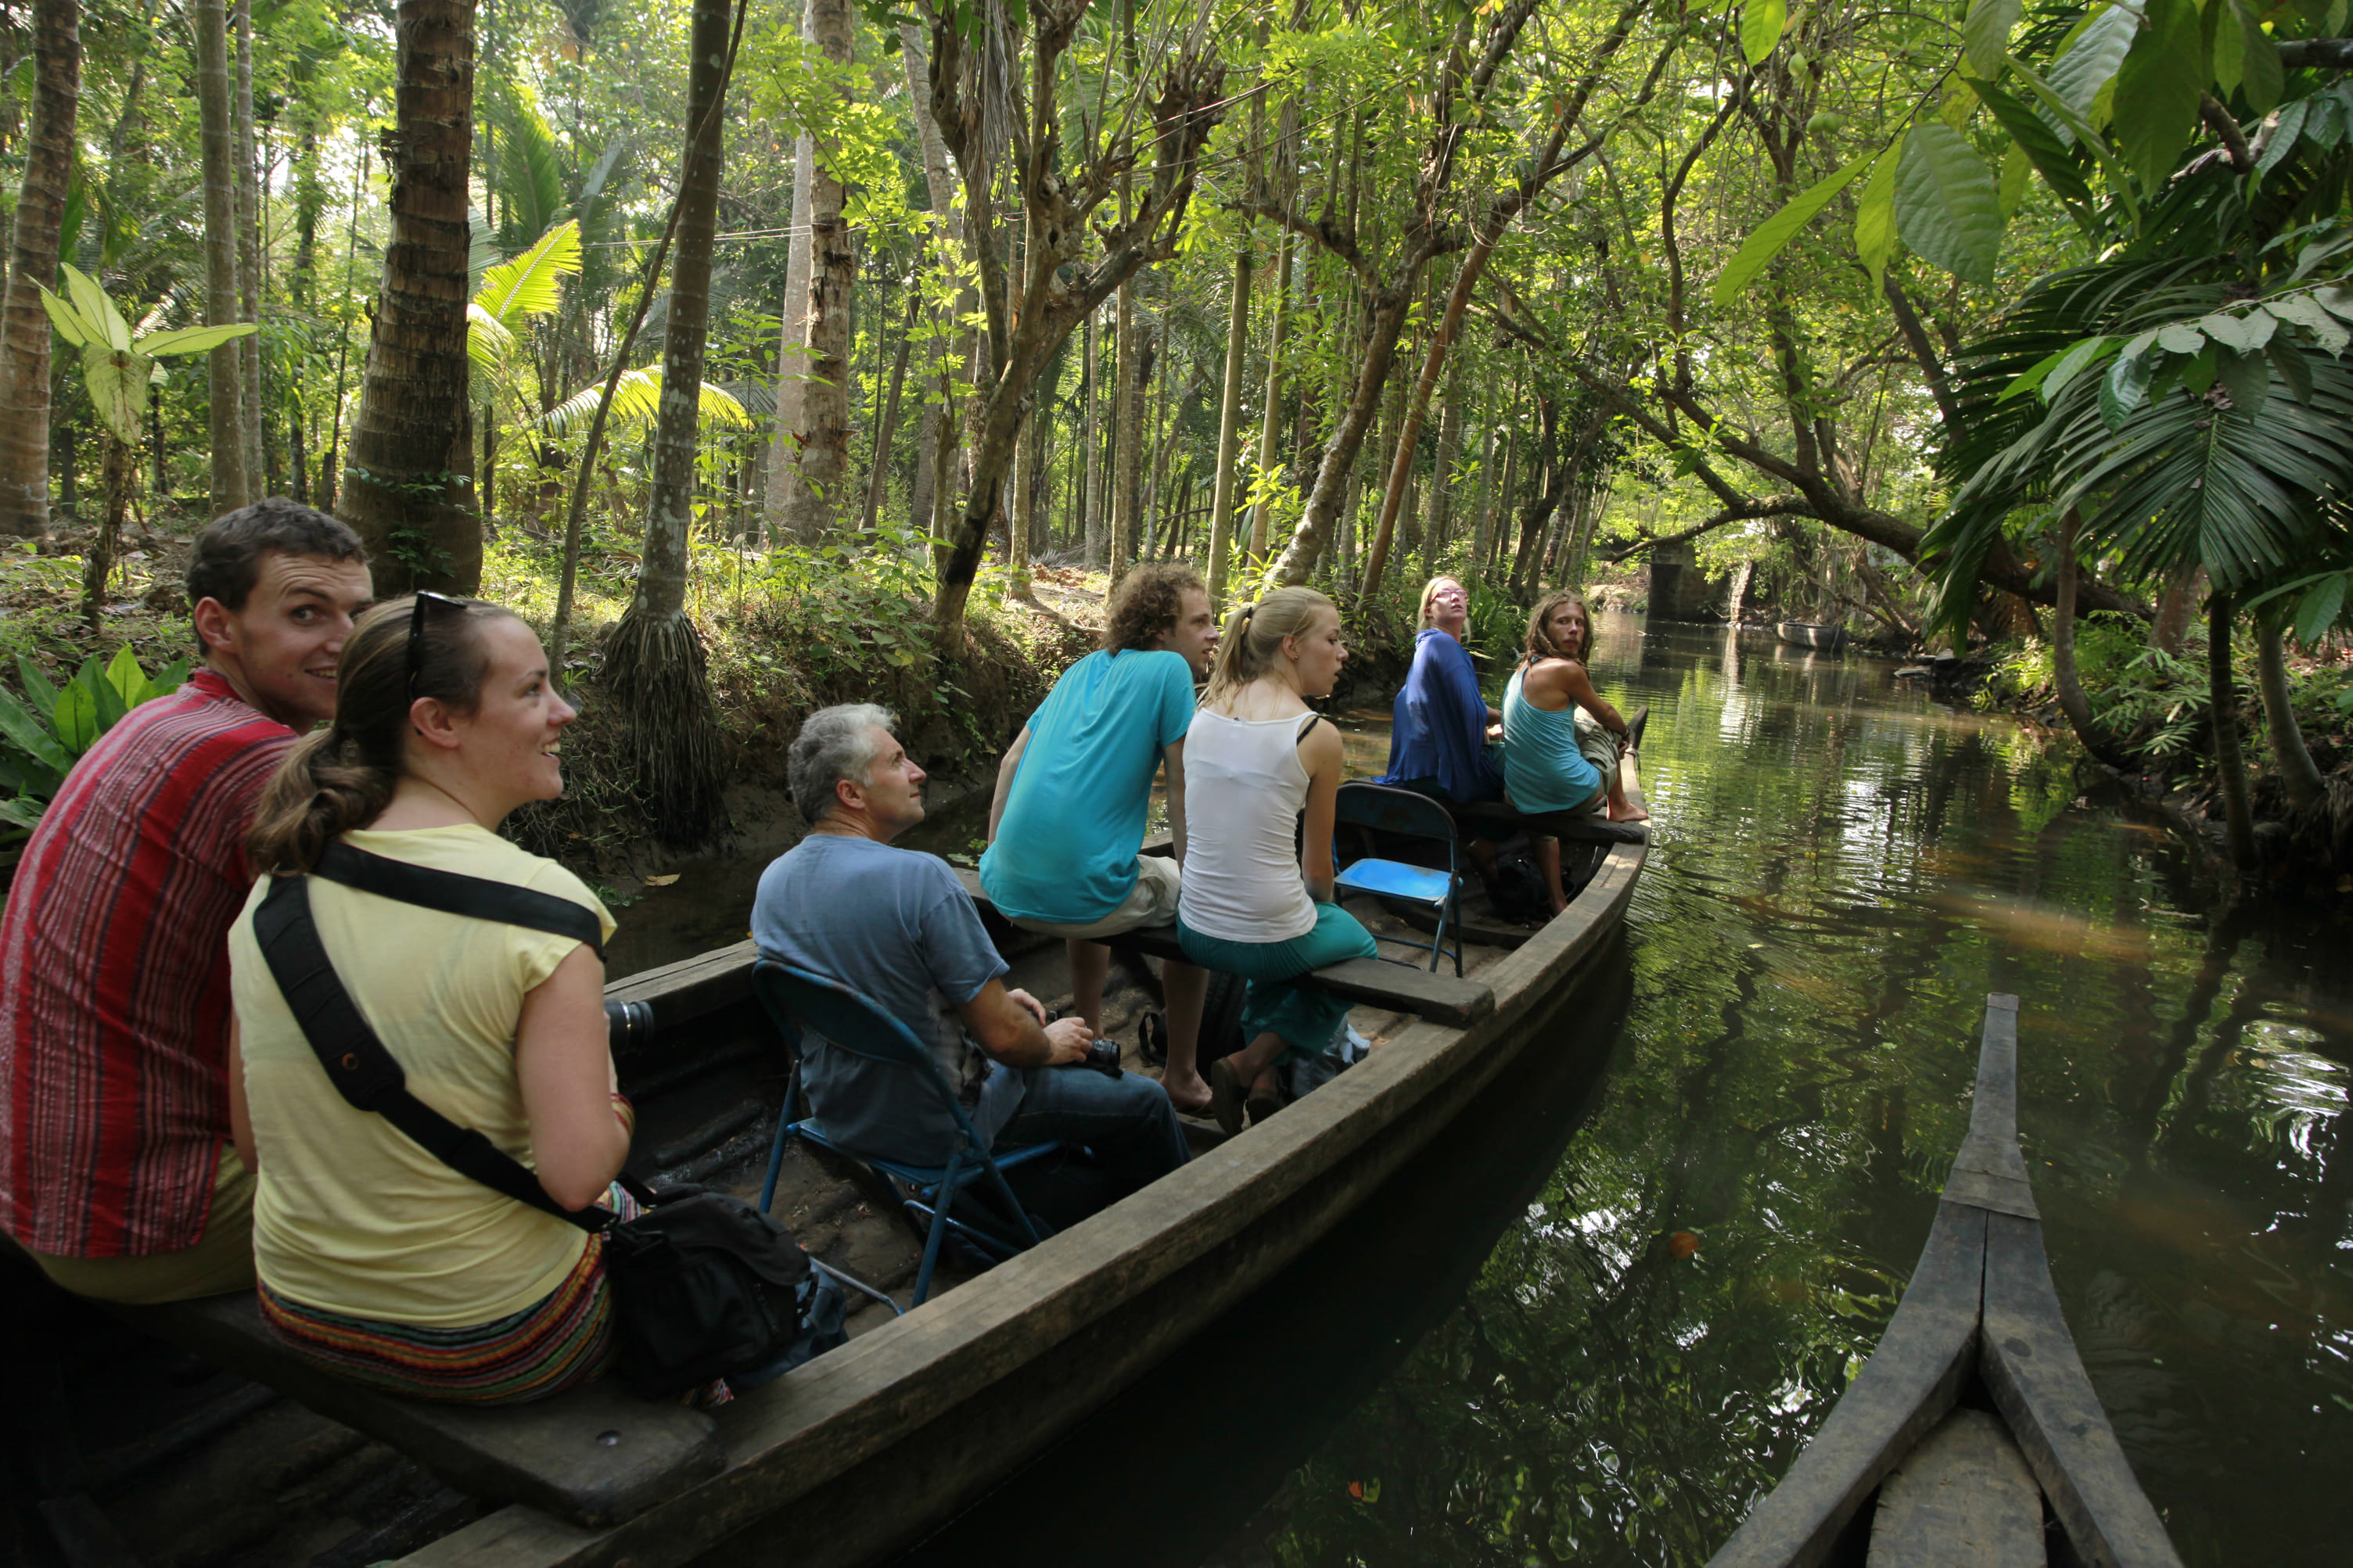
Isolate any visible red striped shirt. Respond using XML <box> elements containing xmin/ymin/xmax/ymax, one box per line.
<box><xmin>0</xmin><ymin>669</ymin><xmax>293</xmax><ymax>1257</ymax></box>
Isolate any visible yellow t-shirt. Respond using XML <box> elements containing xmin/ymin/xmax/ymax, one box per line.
<box><xmin>229</xmin><ymin>824</ymin><xmax>617</xmax><ymax>1326</ymax></box>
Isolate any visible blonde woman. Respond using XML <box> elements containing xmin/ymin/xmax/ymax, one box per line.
<box><xmin>1175</xmin><ymin>587</ymin><xmax>1379</xmax><ymax>1135</ymax></box>
<box><xmin>1502</xmin><ymin>590</ymin><xmax>1646</xmax><ymax>914</ymax></box>
<box><xmin>1372</xmin><ymin>575</ymin><xmax>1504</xmax><ymax>806</ymax></box>
<box><xmin>225</xmin><ymin>595</ymin><xmax>632</xmax><ymax>1404</ymax></box>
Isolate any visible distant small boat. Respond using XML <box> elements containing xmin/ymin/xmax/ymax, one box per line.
<box><xmin>1705</xmin><ymin>996</ymin><xmax>2182</xmax><ymax>1568</ymax></box>
<box><xmin>1776</xmin><ymin>621</ymin><xmax>1847</xmax><ymax>652</ymax></box>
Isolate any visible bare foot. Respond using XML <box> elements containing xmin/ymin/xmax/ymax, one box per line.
<box><xmin>1608</xmin><ymin>804</ymin><xmax>1651</xmax><ymax>823</ymax></box>
<box><xmin>1159</xmin><ymin>1071</ymin><xmax>1212</xmax><ymax>1115</ymax></box>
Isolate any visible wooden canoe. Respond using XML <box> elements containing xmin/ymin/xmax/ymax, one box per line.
<box><xmin>1704</xmin><ymin>996</ymin><xmax>2181</xmax><ymax>1568</ymax></box>
<box><xmin>1775</xmin><ymin>621</ymin><xmax>1848</xmax><ymax>653</ymax></box>
<box><xmin>115</xmin><ymin>752</ymin><xmax>1651</xmax><ymax>1568</ymax></box>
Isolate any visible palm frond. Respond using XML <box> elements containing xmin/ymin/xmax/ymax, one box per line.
<box><xmin>541</xmin><ymin>368</ymin><xmax>752</xmax><ymax>436</ymax></box>
<box><xmin>474</xmin><ymin>220</ymin><xmax>581</xmax><ymax>334</ymax></box>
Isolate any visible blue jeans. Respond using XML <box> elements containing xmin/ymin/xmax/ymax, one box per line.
<box><xmin>1178</xmin><ymin>902</ymin><xmax>1380</xmax><ymax>1061</ymax></box>
<box><xmin>997</xmin><ymin>1061</ymin><xmax>1189</xmax><ymax>1197</ymax></box>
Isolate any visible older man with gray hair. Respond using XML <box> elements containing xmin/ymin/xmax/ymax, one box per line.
<box><xmin>752</xmin><ymin>704</ymin><xmax>1188</xmax><ymax>1211</ymax></box>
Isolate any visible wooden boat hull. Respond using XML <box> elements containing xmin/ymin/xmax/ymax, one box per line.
<box><xmin>409</xmin><ymin>772</ymin><xmax>1651</xmax><ymax>1568</ymax></box>
<box><xmin>1705</xmin><ymin>997</ymin><xmax>2180</xmax><ymax>1568</ymax></box>
<box><xmin>1775</xmin><ymin>621</ymin><xmax>1847</xmax><ymax>653</ymax></box>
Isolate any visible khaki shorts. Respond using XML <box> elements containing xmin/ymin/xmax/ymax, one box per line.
<box><xmin>20</xmin><ymin>1141</ymin><xmax>257</xmax><ymax>1304</ymax></box>
<box><xmin>1008</xmin><ymin>854</ymin><xmax>1182</xmax><ymax>942</ymax></box>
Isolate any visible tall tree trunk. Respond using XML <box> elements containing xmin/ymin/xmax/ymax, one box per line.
<box><xmin>1081</xmin><ymin>307</ymin><xmax>1102</xmax><ymax>565</ymax></box>
<box><xmin>194</xmin><ymin>0</ymin><xmax>250</xmax><ymax>515</ymax></box>
<box><xmin>2208</xmin><ymin>594</ymin><xmax>2258</xmax><ymax>872</ymax></box>
<box><xmin>1421</xmin><ymin>354</ymin><xmax>1464</xmax><ymax>583</ymax></box>
<box><xmin>1008</xmin><ymin>409</ymin><xmax>1033</xmax><ymax>598</ymax></box>
<box><xmin>235</xmin><ymin>0</ymin><xmax>266</xmax><ymax>494</ymax></box>
<box><xmin>1205</xmin><ymin>237</ymin><xmax>1252</xmax><ymax>605</ymax></box>
<box><xmin>2255</xmin><ymin>616</ymin><xmax>2326</xmax><ymax>809</ymax></box>
<box><xmin>761</xmin><ymin>0</ymin><xmax>817</xmax><ymax>539</ymax></box>
<box><xmin>0</xmin><ymin>0</ymin><xmax>76</xmax><ymax>540</ymax></box>
<box><xmin>781</xmin><ymin>0</ymin><xmax>855</xmax><ymax>541</ymax></box>
<box><xmin>602</xmin><ymin>0</ymin><xmax>737</xmax><ymax>845</ymax></box>
<box><xmin>861</xmin><ymin>280</ymin><xmax>918</xmax><ymax>535</ymax></box>
<box><xmin>1110</xmin><ymin>267</ymin><xmax>1137</xmax><ymax>585</ymax></box>
<box><xmin>2052</xmin><ymin>508</ymin><xmax>2136</xmax><ymax>770</ymax></box>
<box><xmin>341</xmin><ymin>0</ymin><xmax>474</xmax><ymax>592</ymax></box>
<box><xmin>1266</xmin><ymin>276</ymin><xmax>1415</xmax><ymax>587</ymax></box>
<box><xmin>1246</xmin><ymin>227</ymin><xmax>1291</xmax><ymax>565</ymax></box>
<box><xmin>2153</xmin><ymin>564</ymin><xmax>2200</xmax><ymax>655</ymax></box>
<box><xmin>1484</xmin><ymin>414</ymin><xmax>1517</xmax><ymax>572</ymax></box>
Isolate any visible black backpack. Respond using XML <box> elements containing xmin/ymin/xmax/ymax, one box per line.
<box><xmin>1485</xmin><ymin>847</ymin><xmax>1552</xmax><ymax>924</ymax></box>
<box><xmin>253</xmin><ymin>842</ymin><xmax>842</xmax><ymax>1400</ymax></box>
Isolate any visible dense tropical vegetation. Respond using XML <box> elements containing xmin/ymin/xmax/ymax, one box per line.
<box><xmin>1</xmin><ymin>0</ymin><xmax>2349</xmax><ymax>873</ymax></box>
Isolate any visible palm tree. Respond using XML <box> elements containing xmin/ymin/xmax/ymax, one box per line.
<box><xmin>601</xmin><ymin>0</ymin><xmax>742</xmax><ymax>845</ymax></box>
<box><xmin>339</xmin><ymin>0</ymin><xmax>477</xmax><ymax>594</ymax></box>
<box><xmin>0</xmin><ymin>0</ymin><xmax>79</xmax><ymax>540</ymax></box>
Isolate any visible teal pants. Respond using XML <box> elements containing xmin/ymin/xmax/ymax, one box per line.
<box><xmin>1178</xmin><ymin>902</ymin><xmax>1379</xmax><ymax>1061</ymax></box>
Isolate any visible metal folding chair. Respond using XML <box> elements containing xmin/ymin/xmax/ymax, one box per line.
<box><xmin>1331</xmin><ymin>780</ymin><xmax>1465</xmax><ymax>976</ymax></box>
<box><xmin>751</xmin><ymin>960</ymin><xmax>1060</xmax><ymax>1308</ymax></box>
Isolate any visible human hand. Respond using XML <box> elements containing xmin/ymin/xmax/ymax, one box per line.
<box><xmin>1044</xmin><ymin>1016</ymin><xmax>1094</xmax><ymax>1064</ymax></box>
<box><xmin>1005</xmin><ymin>987</ymin><xmax>1049</xmax><ymax>1025</ymax></box>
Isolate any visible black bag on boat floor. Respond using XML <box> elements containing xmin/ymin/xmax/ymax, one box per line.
<box><xmin>254</xmin><ymin>845</ymin><xmax>838</xmax><ymax>1402</ymax></box>
<box><xmin>1485</xmin><ymin>848</ymin><xmax>1551</xmax><ymax>923</ymax></box>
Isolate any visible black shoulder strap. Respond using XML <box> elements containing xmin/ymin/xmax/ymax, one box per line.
<box><xmin>1295</xmin><ymin>711</ymin><xmax>1326</xmax><ymax>741</ymax></box>
<box><xmin>252</xmin><ymin>874</ymin><xmax>609</xmax><ymax>1235</ymax></box>
<box><xmin>314</xmin><ymin>841</ymin><xmax>606</xmax><ymax>961</ymax></box>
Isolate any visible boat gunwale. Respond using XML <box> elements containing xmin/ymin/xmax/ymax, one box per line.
<box><xmin>1702</xmin><ymin>996</ymin><xmax>2182</xmax><ymax>1568</ymax></box>
<box><xmin>404</xmin><ymin>777</ymin><xmax>1651</xmax><ymax>1568</ymax></box>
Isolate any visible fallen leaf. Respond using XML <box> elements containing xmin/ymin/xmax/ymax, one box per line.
<box><xmin>645</xmin><ymin>874</ymin><xmax>681</xmax><ymax>887</ymax></box>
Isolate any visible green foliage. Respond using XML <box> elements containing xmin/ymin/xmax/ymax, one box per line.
<box><xmin>0</xmin><ymin>648</ymin><xmax>189</xmax><ymax>843</ymax></box>
<box><xmin>38</xmin><ymin>263</ymin><xmax>256</xmax><ymax>446</ymax></box>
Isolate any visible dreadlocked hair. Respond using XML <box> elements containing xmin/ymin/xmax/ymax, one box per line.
<box><xmin>1522</xmin><ymin>588</ymin><xmax>1595</xmax><ymax>667</ymax></box>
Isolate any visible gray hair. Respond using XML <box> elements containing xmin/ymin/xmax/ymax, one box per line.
<box><xmin>790</xmin><ymin>702</ymin><xmax>897</xmax><ymax>823</ymax></box>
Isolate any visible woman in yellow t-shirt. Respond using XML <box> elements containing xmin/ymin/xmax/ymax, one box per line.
<box><xmin>225</xmin><ymin>595</ymin><xmax>630</xmax><ymax>1404</ymax></box>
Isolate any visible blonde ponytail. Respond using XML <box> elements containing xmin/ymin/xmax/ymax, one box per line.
<box><xmin>1201</xmin><ymin>586</ymin><xmax>1336</xmax><ymax>705</ymax></box>
<box><xmin>245</xmin><ymin>594</ymin><xmax>519</xmax><ymax>875</ymax></box>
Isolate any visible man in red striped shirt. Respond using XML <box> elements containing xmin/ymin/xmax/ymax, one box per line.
<box><xmin>2</xmin><ymin>499</ymin><xmax>372</xmax><ymax>1303</ymax></box>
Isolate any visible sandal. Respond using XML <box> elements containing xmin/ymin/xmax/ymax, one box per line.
<box><xmin>1208</xmin><ymin>1058</ymin><xmax>1246</xmax><ymax>1137</ymax></box>
<box><xmin>1245</xmin><ymin>1080</ymin><xmax>1283</xmax><ymax>1126</ymax></box>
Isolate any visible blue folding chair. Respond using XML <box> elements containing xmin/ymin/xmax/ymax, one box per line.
<box><xmin>1331</xmin><ymin>780</ymin><xmax>1465</xmax><ymax>976</ymax></box>
<box><xmin>751</xmin><ymin>960</ymin><xmax>1061</xmax><ymax>1308</ymax></box>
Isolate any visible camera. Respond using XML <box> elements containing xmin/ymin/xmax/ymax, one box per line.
<box><xmin>1081</xmin><ymin>1039</ymin><xmax>1123</xmax><ymax>1077</ymax></box>
<box><xmin>605</xmin><ymin>999</ymin><xmax>655</xmax><ymax>1052</ymax></box>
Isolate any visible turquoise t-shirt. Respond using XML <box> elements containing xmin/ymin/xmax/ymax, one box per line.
<box><xmin>979</xmin><ymin>648</ymin><xmax>1196</xmax><ymax>924</ymax></box>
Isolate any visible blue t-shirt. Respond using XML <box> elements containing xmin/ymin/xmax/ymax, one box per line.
<box><xmin>979</xmin><ymin>647</ymin><xmax>1196</xmax><ymax>924</ymax></box>
<box><xmin>1375</xmin><ymin>628</ymin><xmax>1504</xmax><ymax>803</ymax></box>
<box><xmin>752</xmin><ymin>834</ymin><xmax>1020</xmax><ymax>1164</ymax></box>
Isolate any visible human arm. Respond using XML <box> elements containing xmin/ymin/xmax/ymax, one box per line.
<box><xmin>514</xmin><ymin>944</ymin><xmax>631</xmax><ymax>1211</ymax></box>
<box><xmin>226</xmin><ymin>1017</ymin><xmax>257</xmax><ymax>1175</ymax></box>
<box><xmin>1551</xmin><ymin>660</ymin><xmax>1630</xmax><ymax>737</ymax></box>
<box><xmin>985</xmin><ymin>727</ymin><xmax>1032</xmax><ymax>844</ymax></box>
<box><xmin>1162</xmin><ymin>738</ymin><xmax>1187</xmax><ymax>863</ymax></box>
<box><xmin>957</xmin><ymin>978</ymin><xmax>1093</xmax><ymax>1066</ymax></box>
<box><xmin>1297</xmin><ymin>717</ymin><xmax>1345</xmax><ymax>903</ymax></box>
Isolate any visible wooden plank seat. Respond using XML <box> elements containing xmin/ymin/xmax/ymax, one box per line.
<box><xmin>1444</xmin><ymin>798</ymin><xmax>1648</xmax><ymax>845</ymax></box>
<box><xmin>109</xmin><ymin>1291</ymin><xmax>724</xmax><ymax>1530</ymax></box>
<box><xmin>952</xmin><ymin>866</ymin><xmax>1496</xmax><ymax>1028</ymax></box>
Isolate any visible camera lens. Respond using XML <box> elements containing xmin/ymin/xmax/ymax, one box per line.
<box><xmin>605</xmin><ymin>999</ymin><xmax>653</xmax><ymax>1051</ymax></box>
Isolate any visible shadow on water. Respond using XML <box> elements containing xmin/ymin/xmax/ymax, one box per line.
<box><xmin>896</xmin><ymin>951</ymin><xmax>1640</xmax><ymax>1568</ymax></box>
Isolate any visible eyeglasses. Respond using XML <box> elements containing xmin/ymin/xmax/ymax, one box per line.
<box><xmin>405</xmin><ymin>591</ymin><xmax>469</xmax><ymax>699</ymax></box>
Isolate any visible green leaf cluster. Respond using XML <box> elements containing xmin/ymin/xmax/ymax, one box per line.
<box><xmin>0</xmin><ymin>648</ymin><xmax>190</xmax><ymax>841</ymax></box>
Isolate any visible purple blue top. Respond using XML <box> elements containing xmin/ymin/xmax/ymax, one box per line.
<box><xmin>1374</xmin><ymin>628</ymin><xmax>1504</xmax><ymax>804</ymax></box>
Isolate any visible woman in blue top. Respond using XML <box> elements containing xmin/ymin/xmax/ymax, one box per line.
<box><xmin>1374</xmin><ymin>575</ymin><xmax>1504</xmax><ymax>805</ymax></box>
<box><xmin>1502</xmin><ymin>590</ymin><xmax>1646</xmax><ymax>914</ymax></box>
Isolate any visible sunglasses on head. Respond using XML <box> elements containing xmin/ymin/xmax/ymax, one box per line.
<box><xmin>405</xmin><ymin>591</ymin><xmax>469</xmax><ymax>699</ymax></box>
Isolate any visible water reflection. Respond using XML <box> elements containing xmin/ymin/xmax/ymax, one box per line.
<box><xmin>902</xmin><ymin>612</ymin><xmax>2352</xmax><ymax>1567</ymax></box>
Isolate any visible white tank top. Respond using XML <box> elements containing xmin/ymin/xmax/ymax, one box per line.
<box><xmin>1178</xmin><ymin>709</ymin><xmax>1318</xmax><ymax>943</ymax></box>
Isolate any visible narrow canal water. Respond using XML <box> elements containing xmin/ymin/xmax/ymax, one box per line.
<box><xmin>868</xmin><ymin>610</ymin><xmax>2351</xmax><ymax>1568</ymax></box>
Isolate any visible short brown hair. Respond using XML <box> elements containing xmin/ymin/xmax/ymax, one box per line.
<box><xmin>1104</xmin><ymin>563</ymin><xmax>1206</xmax><ymax>653</ymax></box>
<box><xmin>1523</xmin><ymin>588</ymin><xmax>1595</xmax><ymax>665</ymax></box>
<box><xmin>246</xmin><ymin>596</ymin><xmax>520</xmax><ymax>874</ymax></box>
<box><xmin>187</xmin><ymin>497</ymin><xmax>366</xmax><ymax>612</ymax></box>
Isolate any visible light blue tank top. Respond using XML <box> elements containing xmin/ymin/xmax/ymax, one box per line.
<box><xmin>1502</xmin><ymin>663</ymin><xmax>1600</xmax><ymax>813</ymax></box>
